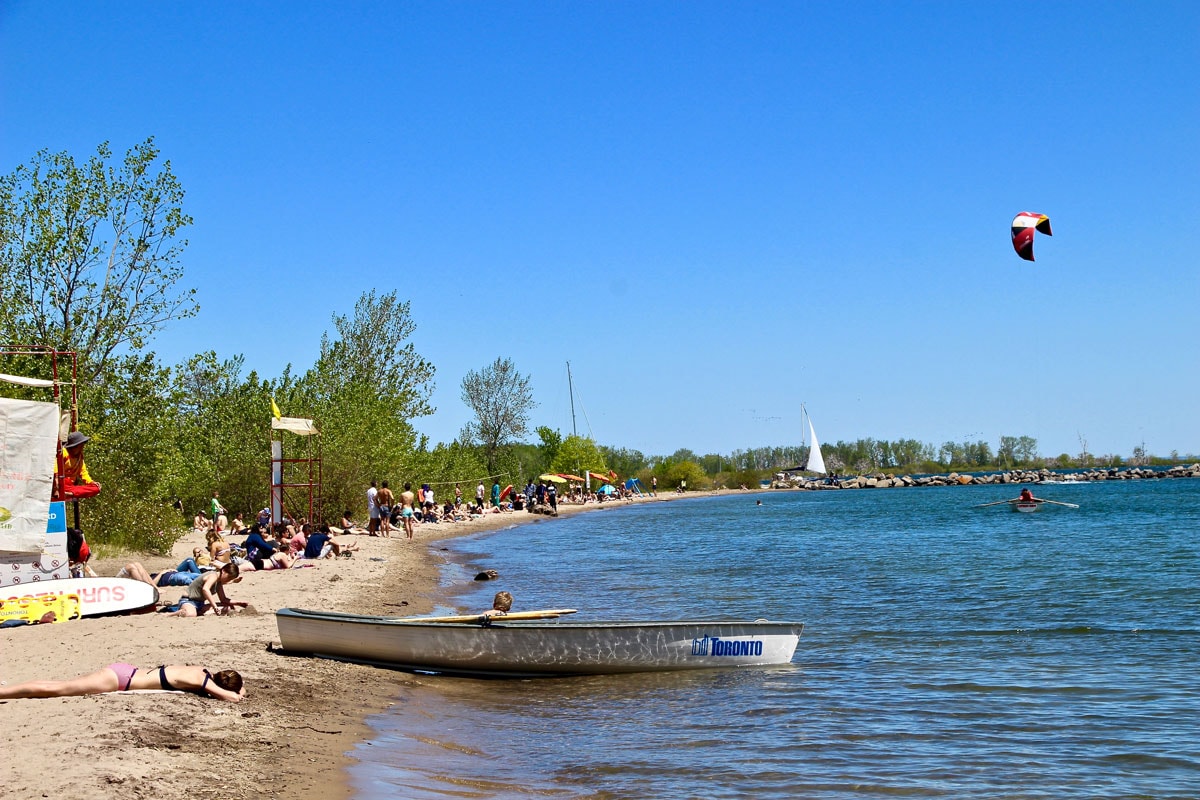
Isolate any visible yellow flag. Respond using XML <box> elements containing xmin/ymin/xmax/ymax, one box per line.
<box><xmin>270</xmin><ymin>398</ymin><xmax>282</xmax><ymax>420</ymax></box>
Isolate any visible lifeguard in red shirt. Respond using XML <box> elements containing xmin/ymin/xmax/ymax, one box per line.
<box><xmin>56</xmin><ymin>430</ymin><xmax>101</xmax><ymax>500</ymax></box>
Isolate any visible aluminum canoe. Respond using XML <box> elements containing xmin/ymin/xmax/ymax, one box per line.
<box><xmin>276</xmin><ymin>607</ymin><xmax>802</xmax><ymax>677</ymax></box>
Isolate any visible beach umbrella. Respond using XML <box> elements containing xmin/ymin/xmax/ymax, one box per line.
<box><xmin>588</xmin><ymin>471</ymin><xmax>610</xmax><ymax>484</ymax></box>
<box><xmin>539</xmin><ymin>474</ymin><xmax>568</xmax><ymax>483</ymax></box>
<box><xmin>558</xmin><ymin>473</ymin><xmax>585</xmax><ymax>482</ymax></box>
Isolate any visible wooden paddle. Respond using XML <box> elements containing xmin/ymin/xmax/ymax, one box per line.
<box><xmin>1037</xmin><ymin>499</ymin><xmax>1080</xmax><ymax>509</ymax></box>
<box><xmin>974</xmin><ymin>498</ymin><xmax>1079</xmax><ymax>509</ymax></box>
<box><xmin>392</xmin><ymin>608</ymin><xmax>579</xmax><ymax>624</ymax></box>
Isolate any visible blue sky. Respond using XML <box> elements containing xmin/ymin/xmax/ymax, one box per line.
<box><xmin>3</xmin><ymin>2</ymin><xmax>1197</xmax><ymax>460</ymax></box>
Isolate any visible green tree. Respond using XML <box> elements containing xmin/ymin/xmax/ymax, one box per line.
<box><xmin>998</xmin><ymin>436</ymin><xmax>1018</xmax><ymax>469</ymax></box>
<box><xmin>601</xmin><ymin>445</ymin><xmax>648</xmax><ymax>478</ymax></box>
<box><xmin>461</xmin><ymin>357</ymin><xmax>536</xmax><ymax>475</ymax></box>
<box><xmin>0</xmin><ymin>138</ymin><xmax>197</xmax><ymax>383</ymax></box>
<box><xmin>536</xmin><ymin>426</ymin><xmax>563</xmax><ymax>473</ymax></box>
<box><xmin>310</xmin><ymin>290</ymin><xmax>434</xmax><ymax>419</ymax></box>
<box><xmin>550</xmin><ymin>435</ymin><xmax>607</xmax><ymax>475</ymax></box>
<box><xmin>82</xmin><ymin>353</ymin><xmax>184</xmax><ymax>551</ymax></box>
<box><xmin>295</xmin><ymin>291</ymin><xmax>436</xmax><ymax>513</ymax></box>
<box><xmin>156</xmin><ymin>351</ymin><xmax>287</xmax><ymax>525</ymax></box>
<box><xmin>667</xmin><ymin>460</ymin><xmax>708</xmax><ymax>491</ymax></box>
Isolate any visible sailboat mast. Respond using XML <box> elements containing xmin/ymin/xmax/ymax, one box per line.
<box><xmin>567</xmin><ymin>361</ymin><xmax>578</xmax><ymax>437</ymax></box>
<box><xmin>801</xmin><ymin>403</ymin><xmax>808</xmax><ymax>451</ymax></box>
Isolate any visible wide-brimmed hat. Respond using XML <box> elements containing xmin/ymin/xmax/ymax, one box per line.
<box><xmin>65</xmin><ymin>431</ymin><xmax>90</xmax><ymax>448</ymax></box>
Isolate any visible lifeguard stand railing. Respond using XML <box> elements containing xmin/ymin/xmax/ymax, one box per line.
<box><xmin>270</xmin><ymin>416</ymin><xmax>322</xmax><ymax>526</ymax></box>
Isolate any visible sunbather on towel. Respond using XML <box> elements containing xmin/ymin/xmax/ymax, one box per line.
<box><xmin>0</xmin><ymin>663</ymin><xmax>245</xmax><ymax>702</ymax></box>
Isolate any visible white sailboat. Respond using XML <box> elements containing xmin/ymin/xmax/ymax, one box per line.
<box><xmin>802</xmin><ymin>404</ymin><xmax>826</xmax><ymax>474</ymax></box>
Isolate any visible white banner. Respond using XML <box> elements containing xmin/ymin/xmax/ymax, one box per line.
<box><xmin>0</xmin><ymin>397</ymin><xmax>60</xmax><ymax>554</ymax></box>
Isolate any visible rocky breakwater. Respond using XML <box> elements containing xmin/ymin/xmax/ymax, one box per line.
<box><xmin>773</xmin><ymin>464</ymin><xmax>1200</xmax><ymax>491</ymax></box>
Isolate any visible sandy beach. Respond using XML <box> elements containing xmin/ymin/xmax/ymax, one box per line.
<box><xmin>0</xmin><ymin>492</ymin><xmax>714</xmax><ymax>800</ymax></box>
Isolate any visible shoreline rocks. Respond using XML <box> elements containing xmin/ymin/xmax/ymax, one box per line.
<box><xmin>772</xmin><ymin>464</ymin><xmax>1200</xmax><ymax>491</ymax></box>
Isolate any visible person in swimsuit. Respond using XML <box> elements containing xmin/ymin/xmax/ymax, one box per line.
<box><xmin>207</xmin><ymin>529</ymin><xmax>232</xmax><ymax>565</ymax></box>
<box><xmin>375</xmin><ymin>481</ymin><xmax>395</xmax><ymax>537</ymax></box>
<box><xmin>0</xmin><ymin>663</ymin><xmax>245</xmax><ymax>702</ymax></box>
<box><xmin>400</xmin><ymin>482</ymin><xmax>416</xmax><ymax>539</ymax></box>
<box><xmin>340</xmin><ymin>510</ymin><xmax>366</xmax><ymax>535</ymax></box>
<box><xmin>171</xmin><ymin>563</ymin><xmax>241</xmax><ymax>617</ymax></box>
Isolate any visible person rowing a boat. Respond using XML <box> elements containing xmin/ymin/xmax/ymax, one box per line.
<box><xmin>1018</xmin><ymin>488</ymin><xmax>1040</xmax><ymax>504</ymax></box>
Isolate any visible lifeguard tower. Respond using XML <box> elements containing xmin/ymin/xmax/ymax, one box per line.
<box><xmin>269</xmin><ymin>413</ymin><xmax>323</xmax><ymax>526</ymax></box>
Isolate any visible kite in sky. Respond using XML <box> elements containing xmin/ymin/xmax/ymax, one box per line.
<box><xmin>1011</xmin><ymin>212</ymin><xmax>1052</xmax><ymax>261</ymax></box>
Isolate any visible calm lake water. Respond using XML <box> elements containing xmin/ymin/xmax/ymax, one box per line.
<box><xmin>349</xmin><ymin>478</ymin><xmax>1200</xmax><ymax>798</ymax></box>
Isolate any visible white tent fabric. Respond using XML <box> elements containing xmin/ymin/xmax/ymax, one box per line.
<box><xmin>0</xmin><ymin>397</ymin><xmax>59</xmax><ymax>554</ymax></box>
<box><xmin>0</xmin><ymin>373</ymin><xmax>55</xmax><ymax>388</ymax></box>
<box><xmin>271</xmin><ymin>417</ymin><xmax>319</xmax><ymax>436</ymax></box>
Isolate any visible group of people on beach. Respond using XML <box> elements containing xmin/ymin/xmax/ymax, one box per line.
<box><xmin>0</xmin><ymin>589</ymin><xmax>521</xmax><ymax>705</ymax></box>
<box><xmin>355</xmin><ymin>476</ymin><xmax>642</xmax><ymax>534</ymax></box>
<box><xmin>107</xmin><ymin>491</ymin><xmax>366</xmax><ymax>619</ymax></box>
<box><xmin>6</xmin><ymin>483</ymin><xmax>539</xmax><ymax>707</ymax></box>
<box><xmin>9</xmin><ymin>493</ymin><xmax>374</xmax><ymax>705</ymax></box>
<box><xmin>362</xmin><ymin>480</ymin><xmax>516</xmax><ymax>536</ymax></box>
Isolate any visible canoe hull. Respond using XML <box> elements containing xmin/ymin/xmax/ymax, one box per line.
<box><xmin>276</xmin><ymin>607</ymin><xmax>802</xmax><ymax>677</ymax></box>
<box><xmin>1012</xmin><ymin>501</ymin><xmax>1040</xmax><ymax>513</ymax></box>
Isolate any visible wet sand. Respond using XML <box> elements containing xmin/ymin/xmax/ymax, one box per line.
<box><xmin>0</xmin><ymin>491</ymin><xmax>732</xmax><ymax>799</ymax></box>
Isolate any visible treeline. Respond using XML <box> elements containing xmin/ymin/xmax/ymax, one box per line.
<box><xmin>586</xmin><ymin>435</ymin><xmax>1191</xmax><ymax>495</ymax></box>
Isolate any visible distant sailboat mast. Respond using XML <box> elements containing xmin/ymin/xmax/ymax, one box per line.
<box><xmin>802</xmin><ymin>404</ymin><xmax>826</xmax><ymax>474</ymax></box>
<box><xmin>566</xmin><ymin>361</ymin><xmax>578</xmax><ymax>437</ymax></box>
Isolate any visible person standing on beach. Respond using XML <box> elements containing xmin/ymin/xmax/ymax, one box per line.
<box><xmin>211</xmin><ymin>491</ymin><xmax>226</xmax><ymax>522</ymax></box>
<box><xmin>651</xmin><ymin>476</ymin><xmax>657</xmax><ymax>496</ymax></box>
<box><xmin>454</xmin><ymin>483</ymin><xmax>462</xmax><ymax>506</ymax></box>
<box><xmin>476</xmin><ymin>480</ymin><xmax>485</xmax><ymax>509</ymax></box>
<box><xmin>491</xmin><ymin>481</ymin><xmax>501</xmax><ymax>509</ymax></box>
<box><xmin>547</xmin><ymin>482</ymin><xmax>557</xmax><ymax>511</ymax></box>
<box><xmin>400</xmin><ymin>482</ymin><xmax>416</xmax><ymax>538</ymax></box>
<box><xmin>376</xmin><ymin>481</ymin><xmax>395</xmax><ymax>537</ymax></box>
<box><xmin>367</xmin><ymin>480</ymin><xmax>380</xmax><ymax>536</ymax></box>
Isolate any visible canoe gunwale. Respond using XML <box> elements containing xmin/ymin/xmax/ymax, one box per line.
<box><xmin>277</xmin><ymin>606</ymin><xmax>803</xmax><ymax>631</ymax></box>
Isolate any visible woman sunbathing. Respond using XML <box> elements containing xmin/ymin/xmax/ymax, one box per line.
<box><xmin>254</xmin><ymin>550</ymin><xmax>294</xmax><ymax>570</ymax></box>
<box><xmin>207</xmin><ymin>529</ymin><xmax>232</xmax><ymax>565</ymax></box>
<box><xmin>0</xmin><ymin>664</ymin><xmax>245</xmax><ymax>702</ymax></box>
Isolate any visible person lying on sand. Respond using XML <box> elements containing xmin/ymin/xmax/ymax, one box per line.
<box><xmin>0</xmin><ymin>663</ymin><xmax>245</xmax><ymax>702</ymax></box>
<box><xmin>118</xmin><ymin>561</ymin><xmax>201</xmax><ymax>588</ymax></box>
